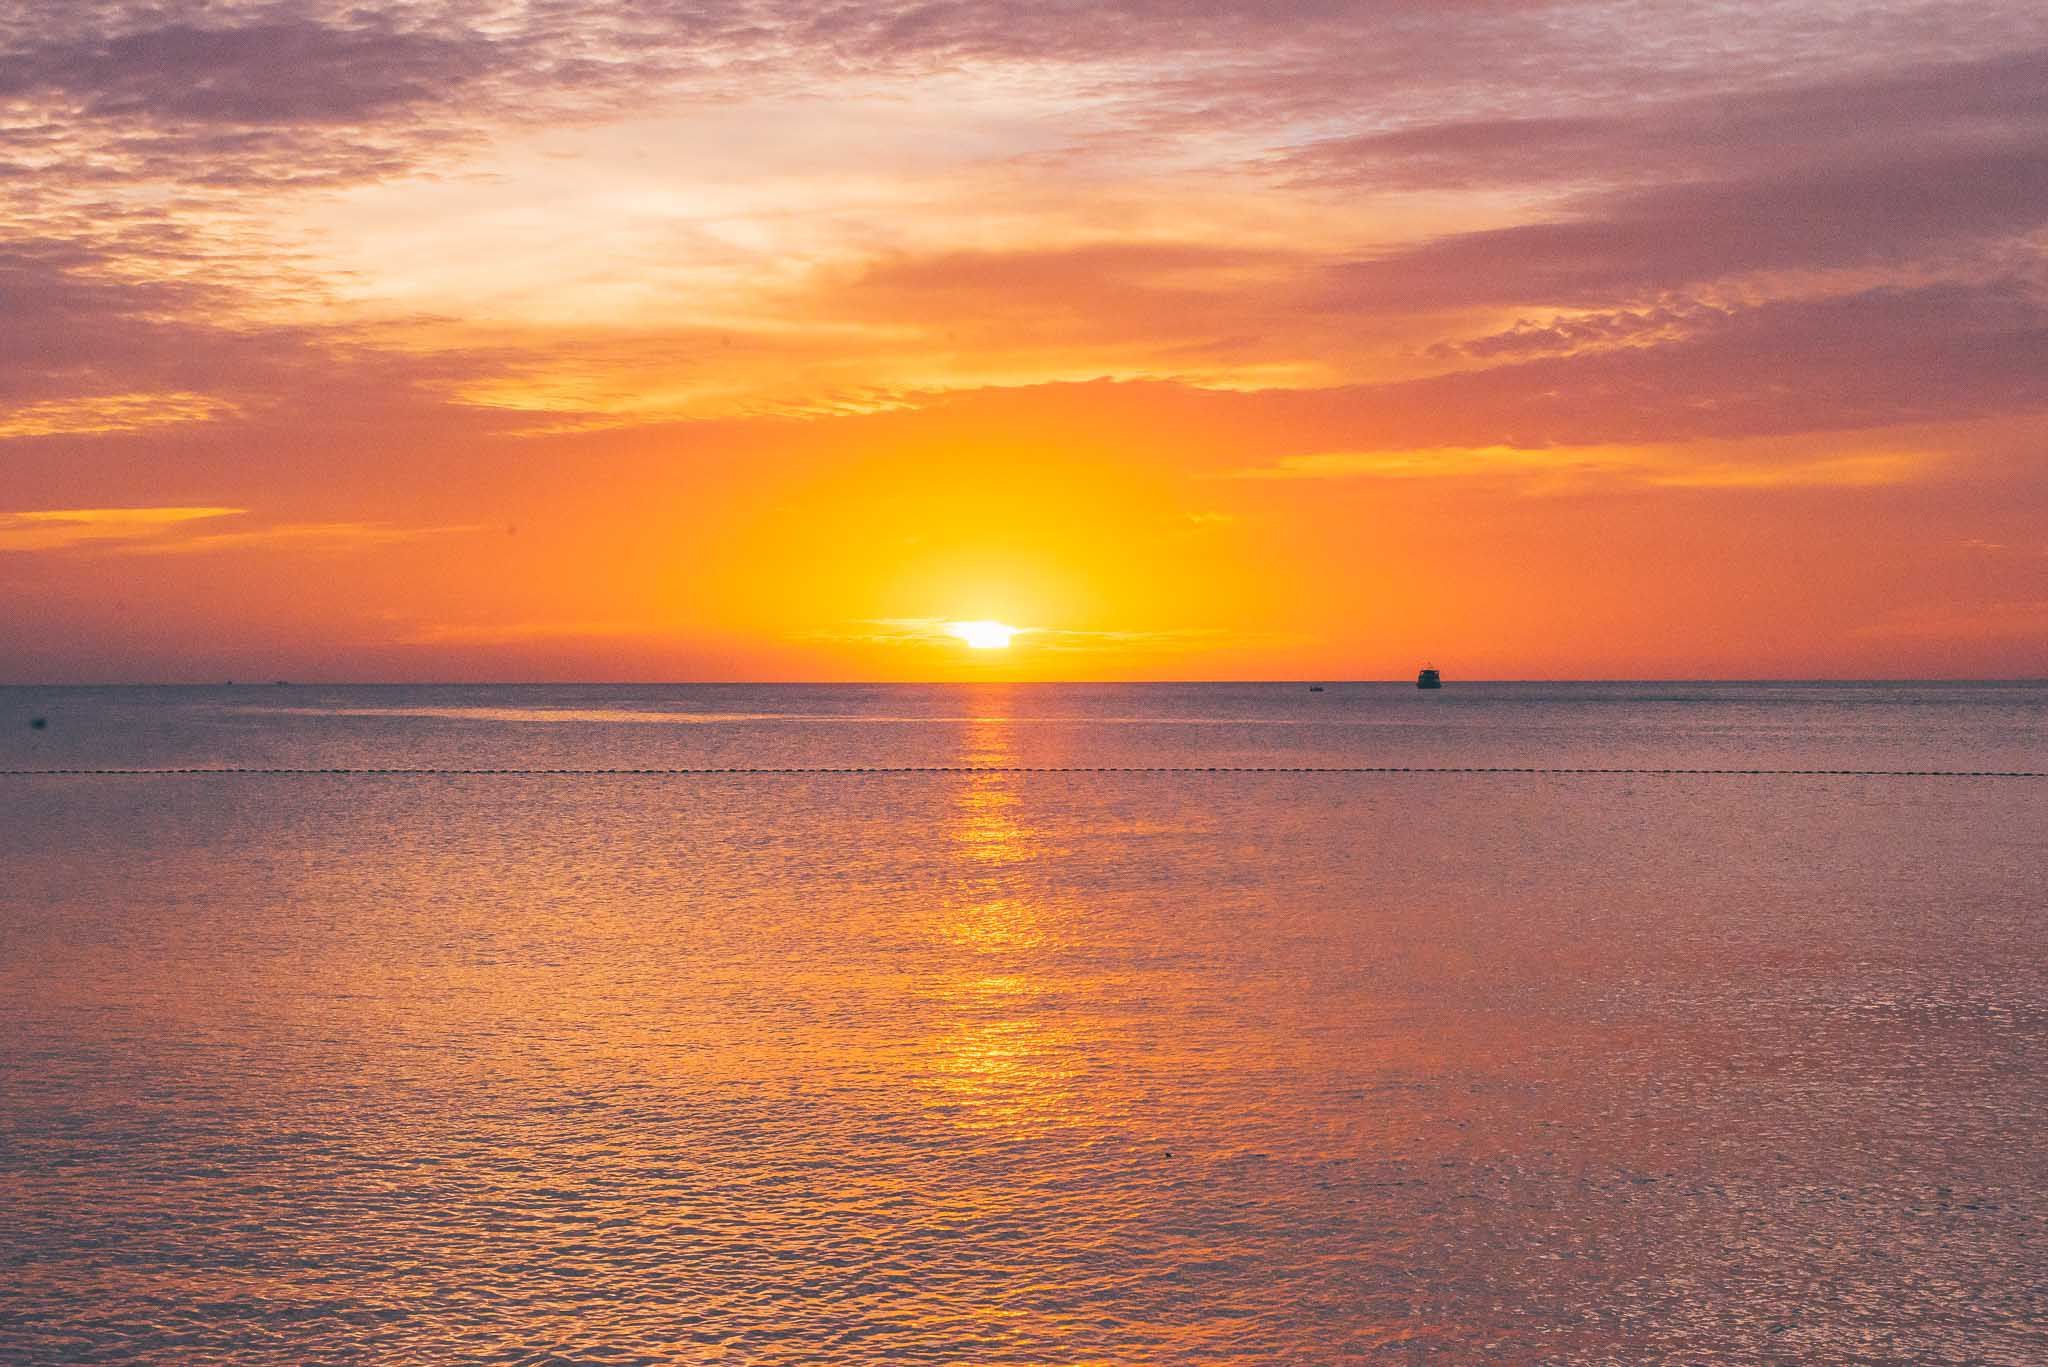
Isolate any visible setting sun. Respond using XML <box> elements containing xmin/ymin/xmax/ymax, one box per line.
<box><xmin>947</xmin><ymin>620</ymin><xmax>1023</xmax><ymax>650</ymax></box>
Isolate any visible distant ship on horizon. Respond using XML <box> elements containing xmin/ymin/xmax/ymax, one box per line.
<box><xmin>1417</xmin><ymin>665</ymin><xmax>1443</xmax><ymax>689</ymax></box>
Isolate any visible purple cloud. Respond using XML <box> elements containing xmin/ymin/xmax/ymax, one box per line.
<box><xmin>0</xmin><ymin>19</ymin><xmax>501</xmax><ymax>124</ymax></box>
<box><xmin>1284</xmin><ymin>48</ymin><xmax>2048</xmax><ymax>193</ymax></box>
<box><xmin>1322</xmin><ymin>147</ymin><xmax>2048</xmax><ymax>310</ymax></box>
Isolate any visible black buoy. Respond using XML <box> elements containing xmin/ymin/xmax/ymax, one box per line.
<box><xmin>30</xmin><ymin>717</ymin><xmax>47</xmax><ymax>730</ymax></box>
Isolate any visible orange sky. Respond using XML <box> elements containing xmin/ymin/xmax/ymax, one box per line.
<box><xmin>2</xmin><ymin>1</ymin><xmax>2045</xmax><ymax>680</ymax></box>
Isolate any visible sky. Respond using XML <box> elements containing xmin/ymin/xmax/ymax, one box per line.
<box><xmin>3</xmin><ymin>0</ymin><xmax>2045</xmax><ymax>681</ymax></box>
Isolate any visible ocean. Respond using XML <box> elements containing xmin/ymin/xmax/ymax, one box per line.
<box><xmin>3</xmin><ymin>682</ymin><xmax>2044</xmax><ymax>1361</ymax></box>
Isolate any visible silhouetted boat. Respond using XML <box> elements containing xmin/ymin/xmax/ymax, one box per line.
<box><xmin>1417</xmin><ymin>666</ymin><xmax>1442</xmax><ymax>689</ymax></box>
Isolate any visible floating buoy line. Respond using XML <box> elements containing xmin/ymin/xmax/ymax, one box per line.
<box><xmin>2</xmin><ymin>765</ymin><xmax>2041</xmax><ymax>779</ymax></box>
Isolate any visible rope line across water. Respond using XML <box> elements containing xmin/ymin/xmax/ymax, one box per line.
<box><xmin>4</xmin><ymin>765</ymin><xmax>2043</xmax><ymax>778</ymax></box>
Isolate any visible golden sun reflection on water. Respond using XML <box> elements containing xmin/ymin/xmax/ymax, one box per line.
<box><xmin>950</xmin><ymin>782</ymin><xmax>1040</xmax><ymax>866</ymax></box>
<box><xmin>921</xmin><ymin>703</ymin><xmax>1082</xmax><ymax>1129</ymax></box>
<box><xmin>938</xmin><ymin>898</ymin><xmax>1046</xmax><ymax>953</ymax></box>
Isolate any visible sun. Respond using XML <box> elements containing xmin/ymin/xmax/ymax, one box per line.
<box><xmin>946</xmin><ymin>620</ymin><xmax>1022</xmax><ymax>649</ymax></box>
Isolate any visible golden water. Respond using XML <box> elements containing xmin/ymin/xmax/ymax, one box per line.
<box><xmin>3</xmin><ymin>684</ymin><xmax>2043</xmax><ymax>1361</ymax></box>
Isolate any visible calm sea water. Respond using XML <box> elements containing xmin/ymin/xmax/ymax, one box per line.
<box><xmin>2</xmin><ymin>683</ymin><xmax>2044</xmax><ymax>1362</ymax></box>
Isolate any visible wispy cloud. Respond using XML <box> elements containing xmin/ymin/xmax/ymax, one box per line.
<box><xmin>1649</xmin><ymin>454</ymin><xmax>1929</xmax><ymax>489</ymax></box>
<box><xmin>107</xmin><ymin>520</ymin><xmax>481</xmax><ymax>556</ymax></box>
<box><xmin>1959</xmin><ymin>538</ymin><xmax>2048</xmax><ymax>559</ymax></box>
<box><xmin>0</xmin><ymin>505</ymin><xmax>243</xmax><ymax>551</ymax></box>
<box><xmin>0</xmin><ymin>506</ymin><xmax>475</xmax><ymax>555</ymax></box>
<box><xmin>1224</xmin><ymin>445</ymin><xmax>1934</xmax><ymax>490</ymax></box>
<box><xmin>1031</xmin><ymin>626</ymin><xmax>1236</xmax><ymax>654</ymax></box>
<box><xmin>817</xmin><ymin>618</ymin><xmax>1034</xmax><ymax>647</ymax></box>
<box><xmin>0</xmin><ymin>391</ymin><xmax>238</xmax><ymax>439</ymax></box>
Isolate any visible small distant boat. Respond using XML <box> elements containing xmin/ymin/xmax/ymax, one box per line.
<box><xmin>1308</xmin><ymin>685</ymin><xmax>1325</xmax><ymax>692</ymax></box>
<box><xmin>1416</xmin><ymin>665</ymin><xmax>1442</xmax><ymax>690</ymax></box>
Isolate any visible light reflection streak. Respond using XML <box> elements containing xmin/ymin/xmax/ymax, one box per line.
<box><xmin>922</xmin><ymin>691</ymin><xmax>1079</xmax><ymax>1128</ymax></box>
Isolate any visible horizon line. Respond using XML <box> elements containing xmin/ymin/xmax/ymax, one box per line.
<box><xmin>5</xmin><ymin>677</ymin><xmax>2045</xmax><ymax>688</ymax></box>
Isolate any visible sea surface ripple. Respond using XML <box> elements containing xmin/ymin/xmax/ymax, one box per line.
<box><xmin>2</xmin><ymin>684</ymin><xmax>2043</xmax><ymax>1362</ymax></box>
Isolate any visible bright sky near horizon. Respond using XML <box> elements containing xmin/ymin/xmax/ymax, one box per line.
<box><xmin>3</xmin><ymin>1</ymin><xmax>2045</xmax><ymax>680</ymax></box>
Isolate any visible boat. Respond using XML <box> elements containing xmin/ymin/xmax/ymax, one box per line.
<box><xmin>1416</xmin><ymin>665</ymin><xmax>1442</xmax><ymax>689</ymax></box>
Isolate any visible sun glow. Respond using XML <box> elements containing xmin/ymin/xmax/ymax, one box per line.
<box><xmin>947</xmin><ymin>620</ymin><xmax>1022</xmax><ymax>649</ymax></box>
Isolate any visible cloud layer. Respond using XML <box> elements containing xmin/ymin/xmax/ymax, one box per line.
<box><xmin>3</xmin><ymin>0</ymin><xmax>2045</xmax><ymax>676</ymax></box>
